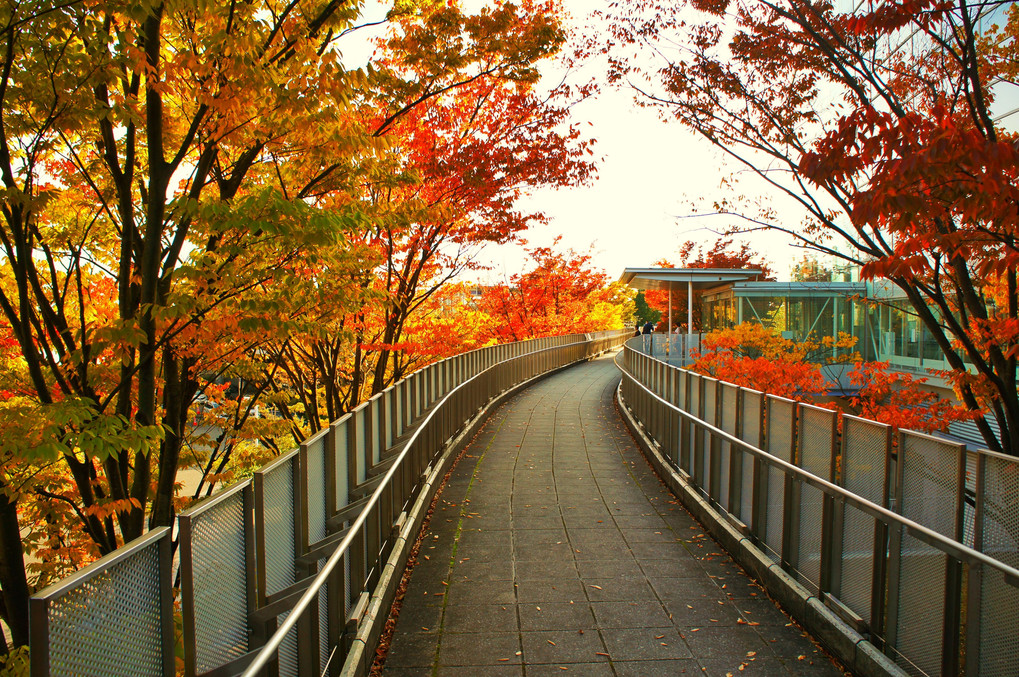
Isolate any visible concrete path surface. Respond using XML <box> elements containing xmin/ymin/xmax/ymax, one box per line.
<box><xmin>379</xmin><ymin>354</ymin><xmax>848</xmax><ymax>677</ymax></box>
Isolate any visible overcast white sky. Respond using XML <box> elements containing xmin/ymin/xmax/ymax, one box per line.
<box><xmin>478</xmin><ymin>2</ymin><xmax>810</xmax><ymax>284</ymax></box>
<box><xmin>347</xmin><ymin>2</ymin><xmax>809</xmax><ymax>284</ymax></box>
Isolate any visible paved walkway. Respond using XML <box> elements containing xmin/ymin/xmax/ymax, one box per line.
<box><xmin>381</xmin><ymin>355</ymin><xmax>847</xmax><ymax>676</ymax></box>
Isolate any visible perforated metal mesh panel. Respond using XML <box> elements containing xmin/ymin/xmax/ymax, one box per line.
<box><xmin>353</xmin><ymin>408</ymin><xmax>367</xmax><ymax>483</ymax></box>
<box><xmin>687</xmin><ymin>374</ymin><xmax>702</xmax><ymax>477</ymax></box>
<box><xmin>891</xmin><ymin>531</ymin><xmax>946</xmax><ymax>677</ymax></box>
<box><xmin>187</xmin><ymin>488</ymin><xmax>249</xmax><ymax>673</ymax></box>
<box><xmin>764</xmin><ymin>397</ymin><xmax>795</xmax><ymax>561</ymax></box>
<box><xmin>893</xmin><ymin>432</ymin><xmax>962</xmax><ymax>675</ymax></box>
<box><xmin>306</xmin><ymin>436</ymin><xmax>327</xmax><ymax>546</ymax></box>
<box><xmin>739</xmin><ymin>390</ymin><xmax>763</xmax><ymax>525</ymax></box>
<box><xmin>977</xmin><ymin>451</ymin><xmax>1019</xmax><ymax>676</ymax></box>
<box><xmin>899</xmin><ymin>432</ymin><xmax>961</xmax><ymax>539</ymax></box>
<box><xmin>839</xmin><ymin>416</ymin><xmax>889</xmax><ymax>626</ymax></box>
<box><xmin>276</xmin><ymin>610</ymin><xmax>300</xmax><ymax>677</ymax></box>
<box><xmin>319</xmin><ymin>557</ymin><xmax>330</xmax><ymax>672</ymax></box>
<box><xmin>44</xmin><ymin>536</ymin><xmax>165</xmax><ymax>676</ymax></box>
<box><xmin>798</xmin><ymin>406</ymin><xmax>833</xmax><ymax>479</ymax></box>
<box><xmin>262</xmin><ymin>456</ymin><xmax>297</xmax><ymax>597</ymax></box>
<box><xmin>977</xmin><ymin>563</ymin><xmax>1019</xmax><ymax>676</ymax></box>
<box><xmin>964</xmin><ymin>450</ymin><xmax>978</xmax><ymax>548</ymax></box>
<box><xmin>795</xmin><ymin>405</ymin><xmax>835</xmax><ymax>592</ymax></box>
<box><xmin>794</xmin><ymin>482</ymin><xmax>825</xmax><ymax>593</ymax></box>
<box><xmin>701</xmin><ymin>379</ymin><xmax>717</xmax><ymax>490</ymax></box>
<box><xmin>719</xmin><ymin>384</ymin><xmax>739</xmax><ymax>510</ymax></box>
<box><xmin>383</xmin><ymin>392</ymin><xmax>394</xmax><ymax>449</ymax></box>
<box><xmin>370</xmin><ymin>399</ymin><xmax>382</xmax><ymax>464</ymax></box>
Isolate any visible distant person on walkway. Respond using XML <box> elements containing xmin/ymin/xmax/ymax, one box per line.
<box><xmin>642</xmin><ymin>320</ymin><xmax>654</xmax><ymax>354</ymax></box>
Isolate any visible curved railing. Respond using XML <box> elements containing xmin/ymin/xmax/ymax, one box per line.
<box><xmin>29</xmin><ymin>329</ymin><xmax>630</xmax><ymax>677</ymax></box>
<box><xmin>615</xmin><ymin>339</ymin><xmax>1019</xmax><ymax>677</ymax></box>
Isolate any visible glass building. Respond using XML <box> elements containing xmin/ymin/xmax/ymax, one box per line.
<box><xmin>700</xmin><ymin>281</ymin><xmax>875</xmax><ymax>361</ymax></box>
<box><xmin>699</xmin><ymin>278</ymin><xmax>966</xmax><ymax>382</ymax></box>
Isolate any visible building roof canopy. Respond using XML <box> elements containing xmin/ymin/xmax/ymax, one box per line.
<box><xmin>618</xmin><ymin>267</ymin><xmax>764</xmax><ymax>291</ymax></box>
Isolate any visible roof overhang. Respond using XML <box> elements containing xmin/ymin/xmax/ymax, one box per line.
<box><xmin>618</xmin><ymin>267</ymin><xmax>764</xmax><ymax>292</ymax></box>
<box><xmin>728</xmin><ymin>281</ymin><xmax>867</xmax><ymax>297</ymax></box>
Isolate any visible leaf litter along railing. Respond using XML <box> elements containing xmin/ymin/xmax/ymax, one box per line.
<box><xmin>617</xmin><ymin>340</ymin><xmax>1019</xmax><ymax>677</ymax></box>
<box><xmin>29</xmin><ymin>329</ymin><xmax>631</xmax><ymax>677</ymax></box>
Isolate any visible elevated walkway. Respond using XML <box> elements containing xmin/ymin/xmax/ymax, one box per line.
<box><xmin>380</xmin><ymin>356</ymin><xmax>846</xmax><ymax>676</ymax></box>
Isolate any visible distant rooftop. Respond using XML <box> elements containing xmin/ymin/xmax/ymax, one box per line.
<box><xmin>618</xmin><ymin>267</ymin><xmax>765</xmax><ymax>291</ymax></box>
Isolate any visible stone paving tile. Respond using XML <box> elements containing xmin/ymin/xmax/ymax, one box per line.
<box><xmin>513</xmin><ymin>528</ymin><xmax>568</xmax><ymax>546</ymax></box>
<box><xmin>598</xmin><ymin>626</ymin><xmax>693</xmax><ymax>661</ymax></box>
<box><xmin>589</xmin><ymin>600</ymin><xmax>675</xmax><ymax>629</ymax></box>
<box><xmin>679</xmin><ymin>624</ymin><xmax>778</xmax><ymax>659</ymax></box>
<box><xmin>444</xmin><ymin>578</ymin><xmax>516</xmax><ymax>606</ymax></box>
<box><xmin>449</xmin><ymin>558</ymin><xmax>514</xmax><ymax>582</ymax></box>
<box><xmin>378</xmin><ymin>356</ymin><xmax>848</xmax><ymax>676</ymax></box>
<box><xmin>439</xmin><ymin>666</ymin><xmax>524</xmax><ymax>677</ymax></box>
<box><xmin>758</xmin><ymin>623</ymin><xmax>834</xmax><ymax>659</ymax></box>
<box><xmin>439</xmin><ymin>631</ymin><xmax>523</xmax><ymax>666</ymax></box>
<box><xmin>612</xmin><ymin>659</ymin><xmax>702</xmax><ymax>676</ymax></box>
<box><xmin>525</xmin><ymin>662</ymin><xmax>614</xmax><ymax>677</ymax></box>
<box><xmin>385</xmin><ymin>631</ymin><xmax>438</xmax><ymax>669</ymax></box>
<box><xmin>520</xmin><ymin>630</ymin><xmax>609</xmax><ymax>664</ymax></box>
<box><xmin>663</xmin><ymin>597</ymin><xmax>747</xmax><ymax>626</ymax></box>
<box><xmin>575</xmin><ymin>558</ymin><xmax>644</xmax><ymax>580</ymax></box>
<box><xmin>734</xmin><ymin>597</ymin><xmax>799</xmax><ymax>626</ymax></box>
<box><xmin>443</xmin><ymin>603</ymin><xmax>518</xmax><ymax>633</ymax></box>
<box><xmin>514</xmin><ymin>578</ymin><xmax>587</xmax><ymax>603</ymax></box>
<box><xmin>519</xmin><ymin>602</ymin><xmax>597</xmax><ymax>631</ymax></box>
<box><xmin>698</xmin><ymin>656</ymin><xmax>795</xmax><ymax>676</ymax></box>
<box><xmin>582</xmin><ymin>577</ymin><xmax>657</xmax><ymax>603</ymax></box>
<box><xmin>393</xmin><ymin>600</ymin><xmax>444</xmax><ymax>632</ymax></box>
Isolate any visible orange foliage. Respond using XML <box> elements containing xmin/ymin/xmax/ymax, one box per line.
<box><xmin>603</xmin><ymin>0</ymin><xmax>1019</xmax><ymax>454</ymax></box>
<box><xmin>689</xmin><ymin>323</ymin><xmax>827</xmax><ymax>399</ymax></box>
<box><xmin>849</xmin><ymin>362</ymin><xmax>977</xmax><ymax>434</ymax></box>
<box><xmin>480</xmin><ymin>239</ymin><xmax>632</xmax><ymax>342</ymax></box>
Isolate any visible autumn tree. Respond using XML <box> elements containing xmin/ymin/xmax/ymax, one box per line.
<box><xmin>690</xmin><ymin>322</ymin><xmax>857</xmax><ymax>398</ymax></box>
<box><xmin>0</xmin><ymin>0</ymin><xmax>596</xmax><ymax>652</ymax></box>
<box><xmin>257</xmin><ymin>0</ymin><xmax>596</xmax><ymax>433</ymax></box>
<box><xmin>643</xmin><ymin>237</ymin><xmax>773</xmax><ymax>330</ymax></box>
<box><xmin>0</xmin><ymin>0</ymin><xmax>390</xmax><ymax>649</ymax></box>
<box><xmin>607</xmin><ymin>0</ymin><xmax>1019</xmax><ymax>455</ymax></box>
<box><xmin>481</xmin><ymin>240</ymin><xmax>632</xmax><ymax>341</ymax></box>
<box><xmin>358</xmin><ymin>3</ymin><xmax>596</xmax><ymax>401</ymax></box>
<box><xmin>692</xmin><ymin>324</ymin><xmax>974</xmax><ymax>432</ymax></box>
<box><xmin>848</xmin><ymin>361</ymin><xmax>976</xmax><ymax>434</ymax></box>
<box><xmin>633</xmin><ymin>290</ymin><xmax>661</xmax><ymax>327</ymax></box>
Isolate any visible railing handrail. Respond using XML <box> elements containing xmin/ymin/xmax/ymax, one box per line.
<box><xmin>32</xmin><ymin>526</ymin><xmax>172</xmax><ymax>601</ymax></box>
<box><xmin>614</xmin><ymin>347</ymin><xmax>1019</xmax><ymax>585</ymax></box>
<box><xmin>241</xmin><ymin>335</ymin><xmax>607</xmax><ymax>676</ymax></box>
<box><xmin>28</xmin><ymin>328</ymin><xmax>632</xmax><ymax>677</ymax></box>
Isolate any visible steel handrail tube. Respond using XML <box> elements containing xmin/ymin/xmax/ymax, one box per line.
<box><xmin>614</xmin><ymin>351</ymin><xmax>1019</xmax><ymax>586</ymax></box>
<box><xmin>241</xmin><ymin>336</ymin><xmax>616</xmax><ymax>677</ymax></box>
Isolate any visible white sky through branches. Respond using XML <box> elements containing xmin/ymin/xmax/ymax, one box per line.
<box><xmin>345</xmin><ymin>2</ymin><xmax>813</xmax><ymax>284</ymax></box>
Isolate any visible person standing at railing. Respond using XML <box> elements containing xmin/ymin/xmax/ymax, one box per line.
<box><xmin>642</xmin><ymin>320</ymin><xmax>654</xmax><ymax>355</ymax></box>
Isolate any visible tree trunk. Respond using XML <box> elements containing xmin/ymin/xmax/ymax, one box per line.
<box><xmin>0</xmin><ymin>480</ymin><xmax>29</xmax><ymax>648</ymax></box>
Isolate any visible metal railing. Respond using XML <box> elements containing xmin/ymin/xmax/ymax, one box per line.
<box><xmin>631</xmin><ymin>331</ymin><xmax>701</xmax><ymax>366</ymax></box>
<box><xmin>29</xmin><ymin>329</ymin><xmax>631</xmax><ymax>677</ymax></box>
<box><xmin>617</xmin><ymin>340</ymin><xmax>1019</xmax><ymax>677</ymax></box>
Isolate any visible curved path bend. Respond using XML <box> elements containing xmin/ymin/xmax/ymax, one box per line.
<box><xmin>380</xmin><ymin>354</ymin><xmax>847</xmax><ymax>677</ymax></box>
